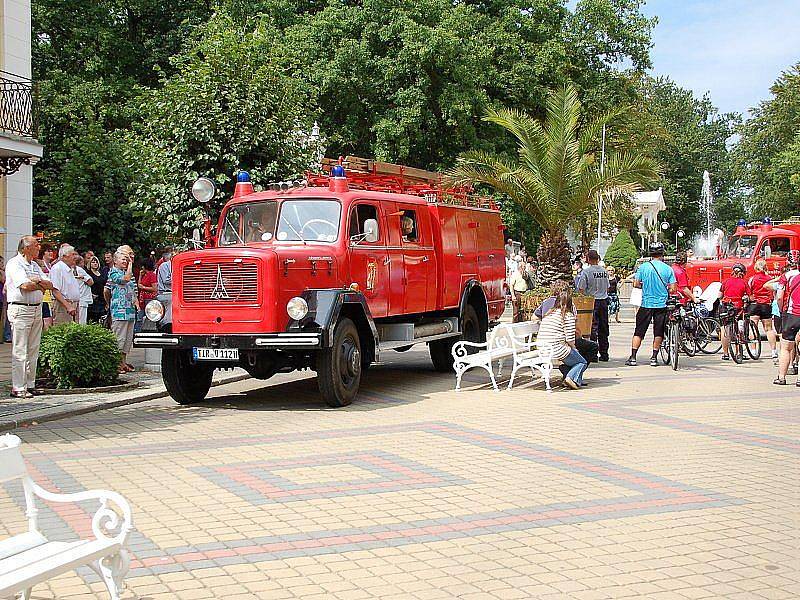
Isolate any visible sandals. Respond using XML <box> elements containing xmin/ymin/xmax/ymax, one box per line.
<box><xmin>773</xmin><ymin>378</ymin><xmax>786</xmax><ymax>385</ymax></box>
<box><xmin>10</xmin><ymin>390</ymin><xmax>33</xmax><ymax>399</ymax></box>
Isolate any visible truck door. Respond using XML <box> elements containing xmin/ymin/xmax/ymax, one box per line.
<box><xmin>347</xmin><ymin>202</ymin><xmax>389</xmax><ymax>318</ymax></box>
<box><xmin>456</xmin><ymin>210</ymin><xmax>478</xmax><ymax>280</ymax></box>
<box><xmin>395</xmin><ymin>204</ymin><xmax>434</xmax><ymax>314</ymax></box>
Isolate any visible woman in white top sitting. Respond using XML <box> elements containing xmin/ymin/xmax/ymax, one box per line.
<box><xmin>536</xmin><ymin>287</ymin><xmax>588</xmax><ymax>389</ymax></box>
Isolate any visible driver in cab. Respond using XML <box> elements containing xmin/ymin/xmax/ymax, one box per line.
<box><xmin>401</xmin><ymin>216</ymin><xmax>416</xmax><ymax>242</ymax></box>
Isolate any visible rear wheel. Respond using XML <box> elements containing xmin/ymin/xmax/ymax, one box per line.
<box><xmin>429</xmin><ymin>304</ymin><xmax>483</xmax><ymax>372</ymax></box>
<box><xmin>697</xmin><ymin>318</ymin><xmax>722</xmax><ymax>354</ymax></box>
<box><xmin>670</xmin><ymin>323</ymin><xmax>679</xmax><ymax>371</ymax></box>
<box><xmin>162</xmin><ymin>349</ymin><xmax>214</xmax><ymax>405</ymax></box>
<box><xmin>659</xmin><ymin>323</ymin><xmax>671</xmax><ymax>365</ymax></box>
<box><xmin>745</xmin><ymin>319</ymin><xmax>762</xmax><ymax>360</ymax></box>
<box><xmin>728</xmin><ymin>323</ymin><xmax>743</xmax><ymax>364</ymax></box>
<box><xmin>317</xmin><ymin>318</ymin><xmax>361</xmax><ymax>408</ymax></box>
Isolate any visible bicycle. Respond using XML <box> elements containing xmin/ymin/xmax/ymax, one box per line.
<box><xmin>718</xmin><ymin>301</ymin><xmax>760</xmax><ymax>364</ymax></box>
<box><xmin>693</xmin><ymin>302</ymin><xmax>722</xmax><ymax>355</ymax></box>
<box><xmin>660</xmin><ymin>298</ymin><xmax>695</xmax><ymax>371</ymax></box>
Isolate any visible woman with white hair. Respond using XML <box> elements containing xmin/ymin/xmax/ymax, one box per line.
<box><xmin>107</xmin><ymin>250</ymin><xmax>139</xmax><ymax>372</ymax></box>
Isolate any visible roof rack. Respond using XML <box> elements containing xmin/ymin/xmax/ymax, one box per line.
<box><xmin>306</xmin><ymin>156</ymin><xmax>497</xmax><ymax>210</ymax></box>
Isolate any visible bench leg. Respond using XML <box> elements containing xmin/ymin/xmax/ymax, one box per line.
<box><xmin>507</xmin><ymin>363</ymin><xmax>519</xmax><ymax>390</ymax></box>
<box><xmin>21</xmin><ymin>588</ymin><xmax>31</xmax><ymax>600</ymax></box>
<box><xmin>95</xmin><ymin>550</ymin><xmax>130</xmax><ymax>600</ymax></box>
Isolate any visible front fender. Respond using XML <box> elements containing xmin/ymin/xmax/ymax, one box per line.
<box><xmin>287</xmin><ymin>289</ymin><xmax>379</xmax><ymax>351</ymax></box>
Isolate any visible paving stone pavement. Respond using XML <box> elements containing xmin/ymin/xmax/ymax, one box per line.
<box><xmin>1</xmin><ymin>309</ymin><xmax>797</xmax><ymax>599</ymax></box>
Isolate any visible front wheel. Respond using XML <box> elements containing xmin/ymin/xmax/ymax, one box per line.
<box><xmin>659</xmin><ymin>323</ymin><xmax>671</xmax><ymax>365</ymax></box>
<box><xmin>317</xmin><ymin>318</ymin><xmax>362</xmax><ymax>408</ymax></box>
<box><xmin>745</xmin><ymin>319</ymin><xmax>762</xmax><ymax>360</ymax></box>
<box><xmin>728</xmin><ymin>323</ymin><xmax>743</xmax><ymax>364</ymax></box>
<box><xmin>162</xmin><ymin>349</ymin><xmax>214</xmax><ymax>405</ymax></box>
<box><xmin>670</xmin><ymin>323</ymin><xmax>680</xmax><ymax>371</ymax></box>
<box><xmin>697</xmin><ymin>318</ymin><xmax>722</xmax><ymax>354</ymax></box>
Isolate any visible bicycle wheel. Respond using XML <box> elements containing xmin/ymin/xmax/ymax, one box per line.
<box><xmin>728</xmin><ymin>323</ymin><xmax>743</xmax><ymax>364</ymax></box>
<box><xmin>698</xmin><ymin>318</ymin><xmax>722</xmax><ymax>354</ymax></box>
<box><xmin>745</xmin><ymin>319</ymin><xmax>762</xmax><ymax>360</ymax></box>
<box><xmin>660</xmin><ymin>322</ymin><xmax>671</xmax><ymax>365</ymax></box>
<box><xmin>670</xmin><ymin>321</ymin><xmax>680</xmax><ymax>370</ymax></box>
<box><xmin>681</xmin><ymin>322</ymin><xmax>698</xmax><ymax>356</ymax></box>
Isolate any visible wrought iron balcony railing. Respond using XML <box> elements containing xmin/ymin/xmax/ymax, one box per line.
<box><xmin>0</xmin><ymin>70</ymin><xmax>35</xmax><ymax>138</ymax></box>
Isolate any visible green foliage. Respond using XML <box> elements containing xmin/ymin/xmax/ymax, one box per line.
<box><xmin>37</xmin><ymin>324</ymin><xmax>121</xmax><ymax>389</ymax></box>
<box><xmin>735</xmin><ymin>63</ymin><xmax>800</xmax><ymax>220</ymax></box>
<box><xmin>603</xmin><ymin>229</ymin><xmax>640</xmax><ymax>272</ymax></box>
<box><xmin>122</xmin><ymin>14</ymin><xmax>317</xmax><ymax>238</ymax></box>
<box><xmin>626</xmin><ymin>75</ymin><xmax>742</xmax><ymax>237</ymax></box>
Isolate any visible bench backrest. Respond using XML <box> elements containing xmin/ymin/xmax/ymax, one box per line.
<box><xmin>489</xmin><ymin>321</ymin><xmax>539</xmax><ymax>353</ymax></box>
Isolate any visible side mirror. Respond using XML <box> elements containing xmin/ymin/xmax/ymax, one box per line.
<box><xmin>363</xmin><ymin>219</ymin><xmax>379</xmax><ymax>243</ymax></box>
<box><xmin>762</xmin><ymin>245</ymin><xmax>772</xmax><ymax>259</ymax></box>
<box><xmin>192</xmin><ymin>228</ymin><xmax>201</xmax><ymax>242</ymax></box>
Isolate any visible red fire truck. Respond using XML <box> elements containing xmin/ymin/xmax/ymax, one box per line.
<box><xmin>684</xmin><ymin>218</ymin><xmax>800</xmax><ymax>294</ymax></box>
<box><xmin>135</xmin><ymin>157</ymin><xmax>506</xmax><ymax>407</ymax></box>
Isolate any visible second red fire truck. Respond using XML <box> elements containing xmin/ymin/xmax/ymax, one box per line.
<box><xmin>135</xmin><ymin>157</ymin><xmax>506</xmax><ymax>407</ymax></box>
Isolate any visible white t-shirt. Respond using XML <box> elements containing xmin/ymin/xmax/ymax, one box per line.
<box><xmin>75</xmin><ymin>266</ymin><xmax>94</xmax><ymax>306</ymax></box>
<box><xmin>50</xmin><ymin>260</ymin><xmax>81</xmax><ymax>301</ymax></box>
<box><xmin>5</xmin><ymin>254</ymin><xmax>46</xmax><ymax>304</ymax></box>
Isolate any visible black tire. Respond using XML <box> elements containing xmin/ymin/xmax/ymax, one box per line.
<box><xmin>162</xmin><ymin>349</ymin><xmax>214</xmax><ymax>405</ymax></box>
<box><xmin>659</xmin><ymin>323</ymin><xmax>671</xmax><ymax>365</ymax></box>
<box><xmin>317</xmin><ymin>318</ymin><xmax>362</xmax><ymax>408</ymax></box>
<box><xmin>670</xmin><ymin>323</ymin><xmax>679</xmax><ymax>371</ymax></box>
<box><xmin>429</xmin><ymin>304</ymin><xmax>483</xmax><ymax>372</ymax></box>
<box><xmin>745</xmin><ymin>319</ymin><xmax>762</xmax><ymax>360</ymax></box>
<box><xmin>698</xmin><ymin>318</ymin><xmax>722</xmax><ymax>354</ymax></box>
<box><xmin>728</xmin><ymin>323</ymin><xmax>743</xmax><ymax>364</ymax></box>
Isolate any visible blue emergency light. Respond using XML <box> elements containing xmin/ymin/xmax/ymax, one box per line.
<box><xmin>331</xmin><ymin>165</ymin><xmax>346</xmax><ymax>178</ymax></box>
<box><xmin>237</xmin><ymin>171</ymin><xmax>251</xmax><ymax>183</ymax></box>
<box><xmin>762</xmin><ymin>217</ymin><xmax>772</xmax><ymax>225</ymax></box>
<box><xmin>737</xmin><ymin>219</ymin><xmax>747</xmax><ymax>226</ymax></box>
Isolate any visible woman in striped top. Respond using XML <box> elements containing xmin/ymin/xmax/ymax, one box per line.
<box><xmin>537</xmin><ymin>288</ymin><xmax>588</xmax><ymax>389</ymax></box>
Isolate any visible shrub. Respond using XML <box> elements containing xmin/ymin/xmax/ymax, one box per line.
<box><xmin>38</xmin><ymin>324</ymin><xmax>121</xmax><ymax>388</ymax></box>
<box><xmin>604</xmin><ymin>230</ymin><xmax>640</xmax><ymax>273</ymax></box>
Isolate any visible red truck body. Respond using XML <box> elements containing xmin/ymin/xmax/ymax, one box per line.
<box><xmin>136</xmin><ymin>158</ymin><xmax>506</xmax><ymax>407</ymax></box>
<box><xmin>685</xmin><ymin>220</ymin><xmax>800</xmax><ymax>292</ymax></box>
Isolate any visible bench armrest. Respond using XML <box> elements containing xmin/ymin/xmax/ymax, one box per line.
<box><xmin>30</xmin><ymin>481</ymin><xmax>133</xmax><ymax>546</ymax></box>
<box><xmin>451</xmin><ymin>340</ymin><xmax>490</xmax><ymax>362</ymax></box>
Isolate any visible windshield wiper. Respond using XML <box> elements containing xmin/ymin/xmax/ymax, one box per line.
<box><xmin>281</xmin><ymin>219</ymin><xmax>307</xmax><ymax>245</ymax></box>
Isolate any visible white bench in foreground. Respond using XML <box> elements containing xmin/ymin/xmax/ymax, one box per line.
<box><xmin>0</xmin><ymin>434</ymin><xmax>133</xmax><ymax>600</ymax></box>
<box><xmin>452</xmin><ymin>321</ymin><xmax>540</xmax><ymax>391</ymax></box>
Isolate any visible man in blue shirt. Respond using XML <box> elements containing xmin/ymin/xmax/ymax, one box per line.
<box><xmin>626</xmin><ymin>243</ymin><xmax>677</xmax><ymax>366</ymax></box>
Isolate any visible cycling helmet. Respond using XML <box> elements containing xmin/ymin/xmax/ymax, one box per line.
<box><xmin>732</xmin><ymin>263</ymin><xmax>746</xmax><ymax>275</ymax></box>
<box><xmin>787</xmin><ymin>250</ymin><xmax>800</xmax><ymax>267</ymax></box>
<box><xmin>648</xmin><ymin>242</ymin><xmax>665</xmax><ymax>257</ymax></box>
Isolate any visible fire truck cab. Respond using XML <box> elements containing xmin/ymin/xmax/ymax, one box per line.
<box><xmin>685</xmin><ymin>218</ymin><xmax>800</xmax><ymax>294</ymax></box>
<box><xmin>135</xmin><ymin>158</ymin><xmax>506</xmax><ymax>408</ymax></box>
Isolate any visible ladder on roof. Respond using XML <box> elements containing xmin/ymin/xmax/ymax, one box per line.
<box><xmin>308</xmin><ymin>156</ymin><xmax>497</xmax><ymax>210</ymax></box>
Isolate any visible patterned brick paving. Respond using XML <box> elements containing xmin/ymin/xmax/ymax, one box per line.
<box><xmin>1</xmin><ymin>313</ymin><xmax>797</xmax><ymax>599</ymax></box>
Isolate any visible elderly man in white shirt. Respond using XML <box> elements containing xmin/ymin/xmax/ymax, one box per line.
<box><xmin>5</xmin><ymin>236</ymin><xmax>54</xmax><ymax>398</ymax></box>
<box><xmin>49</xmin><ymin>244</ymin><xmax>81</xmax><ymax>324</ymax></box>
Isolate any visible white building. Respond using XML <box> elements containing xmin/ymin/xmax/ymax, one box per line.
<box><xmin>0</xmin><ymin>0</ymin><xmax>42</xmax><ymax>260</ymax></box>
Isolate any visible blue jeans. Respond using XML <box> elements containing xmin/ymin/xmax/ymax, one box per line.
<box><xmin>561</xmin><ymin>349</ymin><xmax>588</xmax><ymax>384</ymax></box>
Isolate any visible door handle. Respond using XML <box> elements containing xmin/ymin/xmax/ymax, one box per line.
<box><xmin>383</xmin><ymin>257</ymin><xmax>391</xmax><ymax>266</ymax></box>
<box><xmin>422</xmin><ymin>256</ymin><xmax>429</xmax><ymax>262</ymax></box>
<box><xmin>456</xmin><ymin>253</ymin><xmax>464</xmax><ymax>258</ymax></box>
<box><xmin>488</xmin><ymin>254</ymin><xmax>495</xmax><ymax>259</ymax></box>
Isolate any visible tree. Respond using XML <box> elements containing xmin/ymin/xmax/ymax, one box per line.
<box><xmin>121</xmin><ymin>14</ymin><xmax>317</xmax><ymax>239</ymax></box>
<box><xmin>603</xmin><ymin>229</ymin><xmax>639</xmax><ymax>273</ymax></box>
<box><xmin>626</xmin><ymin>75</ymin><xmax>741</xmax><ymax>237</ymax></box>
<box><xmin>451</xmin><ymin>84</ymin><xmax>659</xmax><ymax>284</ymax></box>
<box><xmin>735</xmin><ymin>63</ymin><xmax>800</xmax><ymax>220</ymax></box>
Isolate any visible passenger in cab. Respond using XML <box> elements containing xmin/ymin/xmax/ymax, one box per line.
<box><xmin>720</xmin><ymin>263</ymin><xmax>749</xmax><ymax>361</ymax></box>
<box><xmin>747</xmin><ymin>259</ymin><xmax>777</xmax><ymax>360</ymax></box>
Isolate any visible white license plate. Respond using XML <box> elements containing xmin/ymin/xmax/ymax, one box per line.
<box><xmin>192</xmin><ymin>347</ymin><xmax>239</xmax><ymax>361</ymax></box>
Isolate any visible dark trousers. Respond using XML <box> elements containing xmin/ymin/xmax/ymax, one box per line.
<box><xmin>591</xmin><ymin>298</ymin><xmax>610</xmax><ymax>357</ymax></box>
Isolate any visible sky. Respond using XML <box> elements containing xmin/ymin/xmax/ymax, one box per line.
<box><xmin>642</xmin><ymin>0</ymin><xmax>800</xmax><ymax>117</ymax></box>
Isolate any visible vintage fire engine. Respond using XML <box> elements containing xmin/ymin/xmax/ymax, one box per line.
<box><xmin>135</xmin><ymin>157</ymin><xmax>506</xmax><ymax>407</ymax></box>
<box><xmin>684</xmin><ymin>217</ymin><xmax>800</xmax><ymax>295</ymax></box>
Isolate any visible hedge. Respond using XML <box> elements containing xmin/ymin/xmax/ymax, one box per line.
<box><xmin>604</xmin><ymin>230</ymin><xmax>640</xmax><ymax>274</ymax></box>
<box><xmin>37</xmin><ymin>323</ymin><xmax>121</xmax><ymax>388</ymax></box>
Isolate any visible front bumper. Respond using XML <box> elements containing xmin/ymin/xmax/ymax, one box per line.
<box><xmin>133</xmin><ymin>332</ymin><xmax>323</xmax><ymax>350</ymax></box>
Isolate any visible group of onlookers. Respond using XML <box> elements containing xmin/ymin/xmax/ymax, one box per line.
<box><xmin>2</xmin><ymin>236</ymin><xmax>174</xmax><ymax>398</ymax></box>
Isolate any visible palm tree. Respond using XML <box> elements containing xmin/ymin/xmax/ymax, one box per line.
<box><xmin>451</xmin><ymin>85</ymin><xmax>660</xmax><ymax>285</ymax></box>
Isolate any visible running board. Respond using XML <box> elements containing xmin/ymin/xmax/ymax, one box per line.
<box><xmin>377</xmin><ymin>318</ymin><xmax>460</xmax><ymax>351</ymax></box>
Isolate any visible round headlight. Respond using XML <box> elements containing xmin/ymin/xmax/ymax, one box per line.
<box><xmin>145</xmin><ymin>299</ymin><xmax>165</xmax><ymax>322</ymax></box>
<box><xmin>191</xmin><ymin>177</ymin><xmax>216</xmax><ymax>203</ymax></box>
<box><xmin>287</xmin><ymin>297</ymin><xmax>308</xmax><ymax>321</ymax></box>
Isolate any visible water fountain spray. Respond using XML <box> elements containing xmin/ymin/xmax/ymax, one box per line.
<box><xmin>701</xmin><ymin>170</ymin><xmax>713</xmax><ymax>239</ymax></box>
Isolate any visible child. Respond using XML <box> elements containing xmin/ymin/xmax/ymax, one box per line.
<box><xmin>719</xmin><ymin>263</ymin><xmax>749</xmax><ymax>361</ymax></box>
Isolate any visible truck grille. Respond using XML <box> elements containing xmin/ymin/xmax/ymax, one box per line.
<box><xmin>181</xmin><ymin>262</ymin><xmax>259</xmax><ymax>304</ymax></box>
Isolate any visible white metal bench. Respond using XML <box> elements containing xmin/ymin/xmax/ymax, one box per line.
<box><xmin>506</xmin><ymin>337</ymin><xmax>555</xmax><ymax>391</ymax></box>
<box><xmin>0</xmin><ymin>434</ymin><xmax>133</xmax><ymax>600</ymax></box>
<box><xmin>452</xmin><ymin>321</ymin><xmax>539</xmax><ymax>391</ymax></box>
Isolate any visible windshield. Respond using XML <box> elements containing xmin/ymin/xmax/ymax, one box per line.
<box><xmin>276</xmin><ymin>200</ymin><xmax>341</xmax><ymax>243</ymax></box>
<box><xmin>725</xmin><ymin>235</ymin><xmax>757</xmax><ymax>259</ymax></box>
<box><xmin>219</xmin><ymin>201</ymin><xmax>278</xmax><ymax>246</ymax></box>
